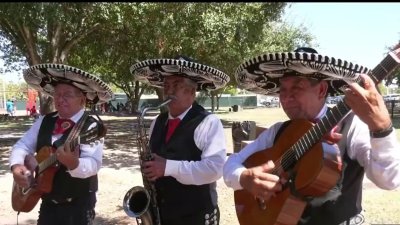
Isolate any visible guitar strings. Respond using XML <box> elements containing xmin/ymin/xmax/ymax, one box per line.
<box><xmin>271</xmin><ymin>104</ymin><xmax>349</xmax><ymax>176</ymax></box>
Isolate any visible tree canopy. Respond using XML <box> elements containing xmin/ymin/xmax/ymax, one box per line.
<box><xmin>0</xmin><ymin>3</ymin><xmax>314</xmax><ymax>114</ymax></box>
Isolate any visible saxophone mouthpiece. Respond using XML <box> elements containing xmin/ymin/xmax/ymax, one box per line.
<box><xmin>166</xmin><ymin>95</ymin><xmax>177</xmax><ymax>101</ymax></box>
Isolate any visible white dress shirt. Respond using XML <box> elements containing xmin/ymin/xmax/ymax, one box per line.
<box><xmin>149</xmin><ymin>106</ymin><xmax>227</xmax><ymax>185</ymax></box>
<box><xmin>9</xmin><ymin>109</ymin><xmax>104</xmax><ymax>178</ymax></box>
<box><xmin>223</xmin><ymin>104</ymin><xmax>400</xmax><ymax>191</ymax></box>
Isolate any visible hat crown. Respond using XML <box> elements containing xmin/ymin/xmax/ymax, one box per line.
<box><xmin>294</xmin><ymin>47</ymin><xmax>318</xmax><ymax>54</ymax></box>
<box><xmin>174</xmin><ymin>55</ymin><xmax>195</xmax><ymax>62</ymax></box>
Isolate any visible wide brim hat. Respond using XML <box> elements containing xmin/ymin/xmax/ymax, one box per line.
<box><xmin>23</xmin><ymin>63</ymin><xmax>114</xmax><ymax>104</ymax></box>
<box><xmin>130</xmin><ymin>56</ymin><xmax>230</xmax><ymax>91</ymax></box>
<box><xmin>235</xmin><ymin>48</ymin><xmax>370</xmax><ymax>96</ymax></box>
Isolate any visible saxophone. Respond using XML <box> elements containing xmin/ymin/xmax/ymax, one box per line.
<box><xmin>123</xmin><ymin>97</ymin><xmax>173</xmax><ymax>225</ymax></box>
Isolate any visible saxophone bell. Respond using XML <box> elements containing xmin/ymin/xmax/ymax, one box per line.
<box><xmin>123</xmin><ymin>186</ymin><xmax>151</xmax><ymax>218</ymax></box>
<box><xmin>123</xmin><ymin>97</ymin><xmax>173</xmax><ymax>225</ymax></box>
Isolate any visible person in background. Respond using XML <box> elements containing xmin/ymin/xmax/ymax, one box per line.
<box><xmin>130</xmin><ymin>56</ymin><xmax>230</xmax><ymax>225</ymax></box>
<box><xmin>12</xmin><ymin>100</ymin><xmax>17</xmax><ymax>116</ymax></box>
<box><xmin>9</xmin><ymin>64</ymin><xmax>113</xmax><ymax>225</ymax></box>
<box><xmin>6</xmin><ymin>99</ymin><xmax>14</xmax><ymax>116</ymax></box>
<box><xmin>223</xmin><ymin>47</ymin><xmax>400</xmax><ymax>225</ymax></box>
<box><xmin>29</xmin><ymin>105</ymin><xmax>38</xmax><ymax>119</ymax></box>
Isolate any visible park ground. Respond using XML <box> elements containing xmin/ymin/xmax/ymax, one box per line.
<box><xmin>0</xmin><ymin>107</ymin><xmax>399</xmax><ymax>225</ymax></box>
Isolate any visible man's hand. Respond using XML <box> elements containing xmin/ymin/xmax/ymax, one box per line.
<box><xmin>56</xmin><ymin>143</ymin><xmax>80</xmax><ymax>170</ymax></box>
<box><xmin>239</xmin><ymin>160</ymin><xmax>285</xmax><ymax>201</ymax></box>
<box><xmin>11</xmin><ymin>164</ymin><xmax>32</xmax><ymax>188</ymax></box>
<box><xmin>142</xmin><ymin>153</ymin><xmax>166</xmax><ymax>181</ymax></box>
<box><xmin>344</xmin><ymin>74</ymin><xmax>392</xmax><ymax>132</ymax></box>
<box><xmin>322</xmin><ymin>125</ymin><xmax>342</xmax><ymax>145</ymax></box>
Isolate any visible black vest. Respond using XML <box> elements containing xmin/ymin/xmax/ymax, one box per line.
<box><xmin>275</xmin><ymin>116</ymin><xmax>365</xmax><ymax>225</ymax></box>
<box><xmin>150</xmin><ymin>102</ymin><xmax>215</xmax><ymax>220</ymax></box>
<box><xmin>36</xmin><ymin>111</ymin><xmax>99</xmax><ymax>199</ymax></box>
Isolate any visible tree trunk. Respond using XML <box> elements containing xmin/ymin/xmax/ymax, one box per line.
<box><xmin>39</xmin><ymin>93</ymin><xmax>55</xmax><ymax>115</ymax></box>
<box><xmin>210</xmin><ymin>94</ymin><xmax>215</xmax><ymax>113</ymax></box>
<box><xmin>155</xmin><ymin>88</ymin><xmax>168</xmax><ymax>113</ymax></box>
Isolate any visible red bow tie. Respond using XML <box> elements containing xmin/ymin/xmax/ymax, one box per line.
<box><xmin>165</xmin><ymin>118</ymin><xmax>181</xmax><ymax>142</ymax></box>
<box><xmin>53</xmin><ymin>118</ymin><xmax>75</xmax><ymax>135</ymax></box>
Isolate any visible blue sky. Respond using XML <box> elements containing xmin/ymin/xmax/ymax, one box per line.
<box><xmin>283</xmin><ymin>3</ymin><xmax>400</xmax><ymax>70</ymax></box>
<box><xmin>1</xmin><ymin>3</ymin><xmax>400</xmax><ymax>84</ymax></box>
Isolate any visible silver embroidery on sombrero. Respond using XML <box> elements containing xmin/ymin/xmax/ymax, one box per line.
<box><xmin>235</xmin><ymin>50</ymin><xmax>370</xmax><ymax>96</ymax></box>
<box><xmin>130</xmin><ymin>58</ymin><xmax>229</xmax><ymax>91</ymax></box>
<box><xmin>23</xmin><ymin>64</ymin><xmax>114</xmax><ymax>104</ymax></box>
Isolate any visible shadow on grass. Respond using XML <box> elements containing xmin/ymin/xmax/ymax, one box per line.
<box><xmin>94</xmin><ymin>215</ymin><xmax>135</xmax><ymax>225</ymax></box>
<box><xmin>2</xmin><ymin>112</ymin><xmax>399</xmax><ymax>176</ymax></box>
<box><xmin>0</xmin><ymin>116</ymin><xmax>155</xmax><ymax>176</ymax></box>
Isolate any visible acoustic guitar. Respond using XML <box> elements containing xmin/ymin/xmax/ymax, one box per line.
<box><xmin>11</xmin><ymin>113</ymin><xmax>107</xmax><ymax>213</ymax></box>
<box><xmin>234</xmin><ymin>46</ymin><xmax>400</xmax><ymax>225</ymax></box>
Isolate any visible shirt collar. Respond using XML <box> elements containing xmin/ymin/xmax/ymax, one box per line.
<box><xmin>54</xmin><ymin>109</ymin><xmax>85</xmax><ymax>124</ymax></box>
<box><xmin>168</xmin><ymin>105</ymin><xmax>192</xmax><ymax>120</ymax></box>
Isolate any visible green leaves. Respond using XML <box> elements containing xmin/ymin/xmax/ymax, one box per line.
<box><xmin>0</xmin><ymin>3</ymin><xmax>315</xmax><ymax>112</ymax></box>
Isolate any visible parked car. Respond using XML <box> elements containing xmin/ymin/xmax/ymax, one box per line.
<box><xmin>326</xmin><ymin>95</ymin><xmax>343</xmax><ymax>104</ymax></box>
<box><xmin>260</xmin><ymin>97</ymin><xmax>279</xmax><ymax>107</ymax></box>
<box><xmin>383</xmin><ymin>94</ymin><xmax>400</xmax><ymax>102</ymax></box>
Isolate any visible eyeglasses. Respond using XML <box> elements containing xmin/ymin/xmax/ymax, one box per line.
<box><xmin>53</xmin><ymin>93</ymin><xmax>83</xmax><ymax>100</ymax></box>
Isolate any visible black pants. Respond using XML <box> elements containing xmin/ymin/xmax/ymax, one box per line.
<box><xmin>161</xmin><ymin>206</ymin><xmax>220</xmax><ymax>225</ymax></box>
<box><xmin>37</xmin><ymin>193</ymin><xmax>96</xmax><ymax>225</ymax></box>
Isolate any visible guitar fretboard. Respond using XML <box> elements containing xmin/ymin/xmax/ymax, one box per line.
<box><xmin>280</xmin><ymin>101</ymin><xmax>350</xmax><ymax>171</ymax></box>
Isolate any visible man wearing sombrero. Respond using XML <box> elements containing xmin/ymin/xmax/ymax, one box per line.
<box><xmin>223</xmin><ymin>47</ymin><xmax>400</xmax><ymax>225</ymax></box>
<box><xmin>9</xmin><ymin>64</ymin><xmax>113</xmax><ymax>225</ymax></box>
<box><xmin>130</xmin><ymin>55</ymin><xmax>230</xmax><ymax>225</ymax></box>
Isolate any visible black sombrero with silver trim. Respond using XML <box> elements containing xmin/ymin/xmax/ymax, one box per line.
<box><xmin>235</xmin><ymin>47</ymin><xmax>370</xmax><ymax>96</ymax></box>
<box><xmin>130</xmin><ymin>56</ymin><xmax>230</xmax><ymax>91</ymax></box>
<box><xmin>23</xmin><ymin>63</ymin><xmax>114</xmax><ymax>104</ymax></box>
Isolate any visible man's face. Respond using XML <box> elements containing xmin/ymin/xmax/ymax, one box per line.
<box><xmin>53</xmin><ymin>83</ymin><xmax>86</xmax><ymax>118</ymax></box>
<box><xmin>163</xmin><ymin>76</ymin><xmax>196</xmax><ymax>116</ymax></box>
<box><xmin>279</xmin><ymin>76</ymin><xmax>327</xmax><ymax>120</ymax></box>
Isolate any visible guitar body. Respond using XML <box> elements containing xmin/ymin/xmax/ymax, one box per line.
<box><xmin>234</xmin><ymin>119</ymin><xmax>342</xmax><ymax>225</ymax></box>
<box><xmin>12</xmin><ymin>146</ymin><xmax>59</xmax><ymax>212</ymax></box>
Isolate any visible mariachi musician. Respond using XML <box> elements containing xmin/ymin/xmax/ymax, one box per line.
<box><xmin>9</xmin><ymin>64</ymin><xmax>113</xmax><ymax>225</ymax></box>
<box><xmin>130</xmin><ymin>55</ymin><xmax>230</xmax><ymax>225</ymax></box>
<box><xmin>223</xmin><ymin>47</ymin><xmax>400</xmax><ymax>225</ymax></box>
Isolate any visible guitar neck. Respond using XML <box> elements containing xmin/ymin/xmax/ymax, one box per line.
<box><xmin>38</xmin><ymin>154</ymin><xmax>57</xmax><ymax>174</ymax></box>
<box><xmin>37</xmin><ymin>137</ymin><xmax>81</xmax><ymax>174</ymax></box>
<box><xmin>281</xmin><ymin>46</ymin><xmax>400</xmax><ymax>171</ymax></box>
<box><xmin>295</xmin><ymin>101</ymin><xmax>351</xmax><ymax>159</ymax></box>
<box><xmin>34</xmin><ymin>113</ymin><xmax>107</xmax><ymax>175</ymax></box>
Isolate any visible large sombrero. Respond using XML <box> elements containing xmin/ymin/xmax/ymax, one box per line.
<box><xmin>23</xmin><ymin>64</ymin><xmax>114</xmax><ymax>104</ymax></box>
<box><xmin>130</xmin><ymin>56</ymin><xmax>230</xmax><ymax>91</ymax></box>
<box><xmin>235</xmin><ymin>47</ymin><xmax>370</xmax><ymax>96</ymax></box>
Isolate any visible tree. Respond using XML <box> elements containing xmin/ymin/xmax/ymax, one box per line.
<box><xmin>0</xmin><ymin>3</ymin><xmax>113</xmax><ymax>114</ymax></box>
<box><xmin>71</xmin><ymin>3</ymin><xmax>314</xmax><ymax>112</ymax></box>
<box><xmin>1</xmin><ymin>3</ymin><xmax>314</xmax><ymax>114</ymax></box>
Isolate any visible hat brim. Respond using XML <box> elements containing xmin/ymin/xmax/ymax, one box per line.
<box><xmin>235</xmin><ymin>51</ymin><xmax>370</xmax><ymax>96</ymax></box>
<box><xmin>23</xmin><ymin>64</ymin><xmax>114</xmax><ymax>104</ymax></box>
<box><xmin>130</xmin><ymin>58</ymin><xmax>230</xmax><ymax>91</ymax></box>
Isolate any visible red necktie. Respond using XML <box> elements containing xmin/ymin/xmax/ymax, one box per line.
<box><xmin>165</xmin><ymin>118</ymin><xmax>181</xmax><ymax>142</ymax></box>
<box><xmin>53</xmin><ymin>118</ymin><xmax>75</xmax><ymax>135</ymax></box>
